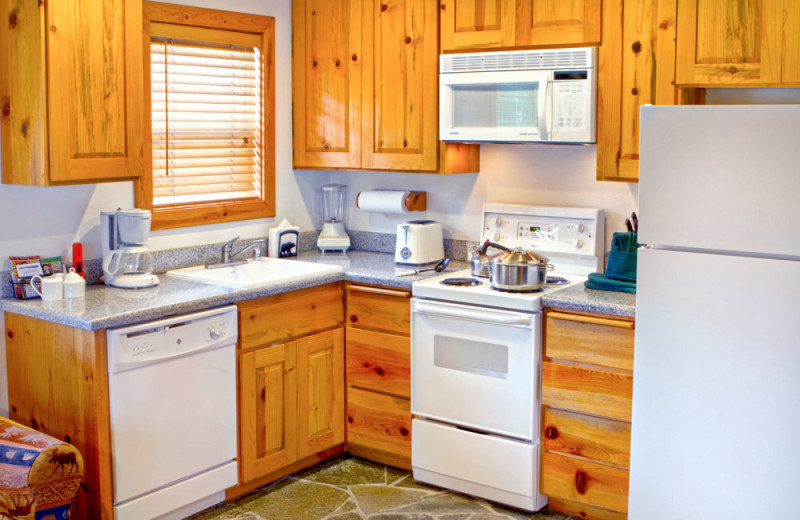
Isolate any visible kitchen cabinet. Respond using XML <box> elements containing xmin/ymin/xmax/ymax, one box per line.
<box><xmin>0</xmin><ymin>0</ymin><xmax>144</xmax><ymax>186</ymax></box>
<box><xmin>676</xmin><ymin>0</ymin><xmax>800</xmax><ymax>86</ymax></box>
<box><xmin>4</xmin><ymin>313</ymin><xmax>113</xmax><ymax>520</ymax></box>
<box><xmin>596</xmin><ymin>0</ymin><xmax>702</xmax><ymax>182</ymax></box>
<box><xmin>439</xmin><ymin>0</ymin><xmax>601</xmax><ymax>52</ymax></box>
<box><xmin>345</xmin><ymin>283</ymin><xmax>412</xmax><ymax>470</ymax></box>
<box><xmin>291</xmin><ymin>0</ymin><xmax>479</xmax><ymax>174</ymax></box>
<box><xmin>236</xmin><ymin>284</ymin><xmax>345</xmax><ymax>488</ymax></box>
<box><xmin>540</xmin><ymin>309</ymin><xmax>635</xmax><ymax>520</ymax></box>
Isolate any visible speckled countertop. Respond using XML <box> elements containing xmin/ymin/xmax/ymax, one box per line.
<box><xmin>0</xmin><ymin>251</ymin><xmax>470</xmax><ymax>331</ymax></box>
<box><xmin>542</xmin><ymin>282</ymin><xmax>636</xmax><ymax>318</ymax></box>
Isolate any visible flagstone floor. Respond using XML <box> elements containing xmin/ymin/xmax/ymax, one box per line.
<box><xmin>188</xmin><ymin>456</ymin><xmax>573</xmax><ymax>520</ymax></box>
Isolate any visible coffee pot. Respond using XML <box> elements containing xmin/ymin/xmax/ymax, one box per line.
<box><xmin>101</xmin><ymin>209</ymin><xmax>159</xmax><ymax>289</ymax></box>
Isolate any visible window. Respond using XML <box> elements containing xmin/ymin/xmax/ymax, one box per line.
<box><xmin>136</xmin><ymin>2</ymin><xmax>275</xmax><ymax>229</ymax></box>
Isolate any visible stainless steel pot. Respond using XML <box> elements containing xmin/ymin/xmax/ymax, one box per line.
<box><xmin>489</xmin><ymin>247</ymin><xmax>553</xmax><ymax>292</ymax></box>
<box><xmin>470</xmin><ymin>241</ymin><xmax>510</xmax><ymax>277</ymax></box>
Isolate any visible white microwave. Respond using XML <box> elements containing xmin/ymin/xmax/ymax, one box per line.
<box><xmin>439</xmin><ymin>47</ymin><xmax>597</xmax><ymax>144</ymax></box>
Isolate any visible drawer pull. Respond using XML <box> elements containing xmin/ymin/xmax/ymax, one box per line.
<box><xmin>548</xmin><ymin>311</ymin><xmax>634</xmax><ymax>329</ymax></box>
<box><xmin>349</xmin><ymin>285</ymin><xmax>411</xmax><ymax>298</ymax></box>
<box><xmin>544</xmin><ymin>425</ymin><xmax>559</xmax><ymax>439</ymax></box>
<box><xmin>574</xmin><ymin>469</ymin><xmax>588</xmax><ymax>495</ymax></box>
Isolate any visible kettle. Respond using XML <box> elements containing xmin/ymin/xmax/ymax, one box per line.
<box><xmin>470</xmin><ymin>241</ymin><xmax>510</xmax><ymax>277</ymax></box>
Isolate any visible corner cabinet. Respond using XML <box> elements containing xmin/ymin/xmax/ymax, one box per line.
<box><xmin>344</xmin><ymin>283</ymin><xmax>413</xmax><ymax>470</ymax></box>
<box><xmin>439</xmin><ymin>0</ymin><xmax>601</xmax><ymax>52</ymax></box>
<box><xmin>236</xmin><ymin>284</ymin><xmax>345</xmax><ymax>490</ymax></box>
<box><xmin>292</xmin><ymin>0</ymin><xmax>479</xmax><ymax>174</ymax></box>
<box><xmin>0</xmin><ymin>0</ymin><xmax>144</xmax><ymax>186</ymax></box>
<box><xmin>676</xmin><ymin>0</ymin><xmax>800</xmax><ymax>86</ymax></box>
<box><xmin>540</xmin><ymin>309</ymin><xmax>635</xmax><ymax>520</ymax></box>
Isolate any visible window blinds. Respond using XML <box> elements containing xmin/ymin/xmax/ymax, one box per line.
<box><xmin>150</xmin><ymin>35</ymin><xmax>262</xmax><ymax>206</ymax></box>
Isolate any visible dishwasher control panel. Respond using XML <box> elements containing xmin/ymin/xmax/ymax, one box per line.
<box><xmin>107</xmin><ymin>305</ymin><xmax>238</xmax><ymax>373</ymax></box>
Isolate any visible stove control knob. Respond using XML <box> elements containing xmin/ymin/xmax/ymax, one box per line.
<box><xmin>493</xmin><ymin>232</ymin><xmax>502</xmax><ymax>241</ymax></box>
<box><xmin>576</xmin><ymin>224</ymin><xmax>585</xmax><ymax>233</ymax></box>
<box><xmin>573</xmin><ymin>239</ymin><xmax>584</xmax><ymax>249</ymax></box>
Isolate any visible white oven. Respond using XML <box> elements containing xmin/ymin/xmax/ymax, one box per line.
<box><xmin>410</xmin><ymin>203</ymin><xmax>605</xmax><ymax>513</ymax></box>
<box><xmin>411</xmin><ymin>299</ymin><xmax>540</xmax><ymax>439</ymax></box>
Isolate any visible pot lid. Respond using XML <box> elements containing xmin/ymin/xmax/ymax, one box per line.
<box><xmin>491</xmin><ymin>246</ymin><xmax>549</xmax><ymax>266</ymax></box>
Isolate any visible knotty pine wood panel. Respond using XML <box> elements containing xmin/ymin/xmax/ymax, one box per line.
<box><xmin>541</xmin><ymin>451</ymin><xmax>630</xmax><ymax>513</ymax></box>
<box><xmin>542</xmin><ymin>407</ymin><xmax>631</xmax><ymax>468</ymax></box>
<box><xmin>361</xmin><ymin>0</ymin><xmax>438</xmax><ymax>171</ymax></box>
<box><xmin>542</xmin><ymin>361</ymin><xmax>633</xmax><ymax>422</ymax></box>
<box><xmin>296</xmin><ymin>329</ymin><xmax>345</xmax><ymax>459</ymax></box>
<box><xmin>239</xmin><ymin>342</ymin><xmax>297</xmax><ymax>482</ymax></box>
<box><xmin>5</xmin><ymin>313</ymin><xmax>113</xmax><ymax>519</ymax></box>
<box><xmin>517</xmin><ymin>0</ymin><xmax>601</xmax><ymax>46</ymax></box>
<box><xmin>545</xmin><ymin>311</ymin><xmax>635</xmax><ymax>371</ymax></box>
<box><xmin>238</xmin><ymin>283</ymin><xmax>344</xmax><ymax>349</ymax></box>
<box><xmin>547</xmin><ymin>496</ymin><xmax>628</xmax><ymax>520</ymax></box>
<box><xmin>346</xmin><ymin>327</ymin><xmax>410</xmax><ymax>398</ymax></box>
<box><xmin>439</xmin><ymin>0</ymin><xmax>514</xmax><ymax>51</ymax></box>
<box><xmin>346</xmin><ymin>386</ymin><xmax>411</xmax><ymax>468</ymax></box>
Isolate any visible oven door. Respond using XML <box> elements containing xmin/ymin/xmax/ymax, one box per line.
<box><xmin>410</xmin><ymin>298</ymin><xmax>541</xmax><ymax>440</ymax></box>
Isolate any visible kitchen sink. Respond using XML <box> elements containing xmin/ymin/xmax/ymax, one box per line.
<box><xmin>166</xmin><ymin>258</ymin><xmax>343</xmax><ymax>289</ymax></box>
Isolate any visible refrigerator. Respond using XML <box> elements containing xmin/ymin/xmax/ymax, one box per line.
<box><xmin>629</xmin><ymin>105</ymin><xmax>800</xmax><ymax>519</ymax></box>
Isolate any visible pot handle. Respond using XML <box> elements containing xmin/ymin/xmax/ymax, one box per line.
<box><xmin>480</xmin><ymin>240</ymin><xmax>511</xmax><ymax>254</ymax></box>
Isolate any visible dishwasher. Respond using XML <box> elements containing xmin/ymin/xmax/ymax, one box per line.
<box><xmin>107</xmin><ymin>305</ymin><xmax>238</xmax><ymax>520</ymax></box>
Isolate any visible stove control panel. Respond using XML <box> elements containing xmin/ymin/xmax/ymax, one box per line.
<box><xmin>481</xmin><ymin>204</ymin><xmax>604</xmax><ymax>271</ymax></box>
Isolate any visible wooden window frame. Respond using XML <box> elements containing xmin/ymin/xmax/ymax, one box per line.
<box><xmin>136</xmin><ymin>1</ymin><xmax>275</xmax><ymax>230</ymax></box>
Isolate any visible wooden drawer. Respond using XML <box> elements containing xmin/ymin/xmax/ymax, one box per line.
<box><xmin>546</xmin><ymin>496</ymin><xmax>628</xmax><ymax>520</ymax></box>
<box><xmin>542</xmin><ymin>361</ymin><xmax>633</xmax><ymax>422</ymax></box>
<box><xmin>541</xmin><ymin>451</ymin><xmax>629</xmax><ymax>513</ymax></box>
<box><xmin>542</xmin><ymin>407</ymin><xmax>631</xmax><ymax>468</ymax></box>
<box><xmin>238</xmin><ymin>283</ymin><xmax>344</xmax><ymax>349</ymax></box>
<box><xmin>545</xmin><ymin>311</ymin><xmax>635</xmax><ymax>371</ymax></box>
<box><xmin>346</xmin><ymin>328</ymin><xmax>410</xmax><ymax>398</ymax></box>
<box><xmin>346</xmin><ymin>284</ymin><xmax>410</xmax><ymax>336</ymax></box>
<box><xmin>346</xmin><ymin>386</ymin><xmax>411</xmax><ymax>464</ymax></box>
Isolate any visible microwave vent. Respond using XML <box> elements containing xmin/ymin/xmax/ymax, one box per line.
<box><xmin>440</xmin><ymin>48</ymin><xmax>594</xmax><ymax>73</ymax></box>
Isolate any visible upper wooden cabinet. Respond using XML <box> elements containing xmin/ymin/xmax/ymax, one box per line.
<box><xmin>676</xmin><ymin>0</ymin><xmax>800</xmax><ymax>86</ymax></box>
<box><xmin>0</xmin><ymin>0</ymin><xmax>144</xmax><ymax>186</ymax></box>
<box><xmin>292</xmin><ymin>0</ymin><xmax>478</xmax><ymax>173</ymax></box>
<box><xmin>439</xmin><ymin>0</ymin><xmax>601</xmax><ymax>52</ymax></box>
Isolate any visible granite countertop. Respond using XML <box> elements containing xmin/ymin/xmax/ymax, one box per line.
<box><xmin>0</xmin><ymin>251</ymin><xmax>469</xmax><ymax>331</ymax></box>
<box><xmin>542</xmin><ymin>282</ymin><xmax>636</xmax><ymax>318</ymax></box>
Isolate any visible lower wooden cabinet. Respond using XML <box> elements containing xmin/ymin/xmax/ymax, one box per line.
<box><xmin>237</xmin><ymin>284</ymin><xmax>345</xmax><ymax>486</ymax></box>
<box><xmin>345</xmin><ymin>283</ymin><xmax>412</xmax><ymax>469</ymax></box>
<box><xmin>541</xmin><ymin>309</ymin><xmax>635</xmax><ymax>520</ymax></box>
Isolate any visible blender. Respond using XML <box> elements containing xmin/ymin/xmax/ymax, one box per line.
<box><xmin>101</xmin><ymin>209</ymin><xmax>159</xmax><ymax>288</ymax></box>
<box><xmin>317</xmin><ymin>184</ymin><xmax>351</xmax><ymax>252</ymax></box>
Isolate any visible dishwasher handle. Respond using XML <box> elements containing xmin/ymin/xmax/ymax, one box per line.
<box><xmin>413</xmin><ymin>300</ymin><xmax>533</xmax><ymax>326</ymax></box>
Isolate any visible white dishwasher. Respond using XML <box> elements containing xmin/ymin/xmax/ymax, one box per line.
<box><xmin>107</xmin><ymin>305</ymin><xmax>238</xmax><ymax>520</ymax></box>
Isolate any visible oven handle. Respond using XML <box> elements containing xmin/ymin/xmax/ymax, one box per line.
<box><xmin>413</xmin><ymin>301</ymin><xmax>533</xmax><ymax>326</ymax></box>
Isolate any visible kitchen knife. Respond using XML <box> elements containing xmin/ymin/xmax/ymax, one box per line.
<box><xmin>631</xmin><ymin>212</ymin><xmax>638</xmax><ymax>233</ymax></box>
<box><xmin>625</xmin><ymin>219</ymin><xmax>633</xmax><ymax>233</ymax></box>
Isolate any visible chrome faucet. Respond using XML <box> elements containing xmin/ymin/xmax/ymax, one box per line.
<box><xmin>207</xmin><ymin>237</ymin><xmax>266</xmax><ymax>269</ymax></box>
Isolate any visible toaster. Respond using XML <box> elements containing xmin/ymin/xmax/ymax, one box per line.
<box><xmin>395</xmin><ymin>220</ymin><xmax>444</xmax><ymax>265</ymax></box>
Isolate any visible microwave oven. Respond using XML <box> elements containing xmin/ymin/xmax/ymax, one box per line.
<box><xmin>439</xmin><ymin>47</ymin><xmax>597</xmax><ymax>144</ymax></box>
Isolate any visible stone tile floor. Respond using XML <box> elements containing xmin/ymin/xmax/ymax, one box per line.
<box><xmin>188</xmin><ymin>456</ymin><xmax>573</xmax><ymax>520</ymax></box>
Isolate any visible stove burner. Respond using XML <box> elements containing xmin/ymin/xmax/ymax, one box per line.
<box><xmin>440</xmin><ymin>277</ymin><xmax>483</xmax><ymax>287</ymax></box>
<box><xmin>546</xmin><ymin>276</ymin><xmax>571</xmax><ymax>285</ymax></box>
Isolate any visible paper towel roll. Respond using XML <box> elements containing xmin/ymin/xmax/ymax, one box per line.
<box><xmin>356</xmin><ymin>190</ymin><xmax>411</xmax><ymax>214</ymax></box>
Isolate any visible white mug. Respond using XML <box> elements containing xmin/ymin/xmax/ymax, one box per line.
<box><xmin>31</xmin><ymin>273</ymin><xmax>64</xmax><ymax>301</ymax></box>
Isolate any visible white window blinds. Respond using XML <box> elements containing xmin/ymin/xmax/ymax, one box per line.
<box><xmin>150</xmin><ymin>34</ymin><xmax>263</xmax><ymax>206</ymax></box>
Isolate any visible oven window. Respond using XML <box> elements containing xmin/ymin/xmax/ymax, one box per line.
<box><xmin>451</xmin><ymin>83</ymin><xmax>538</xmax><ymax>128</ymax></box>
<box><xmin>433</xmin><ymin>335</ymin><xmax>509</xmax><ymax>379</ymax></box>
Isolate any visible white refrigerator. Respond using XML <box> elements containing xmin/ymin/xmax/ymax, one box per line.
<box><xmin>629</xmin><ymin>105</ymin><xmax>800</xmax><ymax>519</ymax></box>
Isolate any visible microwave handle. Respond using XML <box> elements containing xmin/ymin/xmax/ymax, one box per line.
<box><xmin>538</xmin><ymin>79</ymin><xmax>552</xmax><ymax>141</ymax></box>
<box><xmin>414</xmin><ymin>301</ymin><xmax>532</xmax><ymax>326</ymax></box>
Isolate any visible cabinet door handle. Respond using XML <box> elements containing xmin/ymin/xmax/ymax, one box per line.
<box><xmin>548</xmin><ymin>311</ymin><xmax>634</xmax><ymax>329</ymax></box>
<box><xmin>348</xmin><ymin>285</ymin><xmax>411</xmax><ymax>298</ymax></box>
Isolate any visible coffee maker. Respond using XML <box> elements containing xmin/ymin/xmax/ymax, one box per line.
<box><xmin>101</xmin><ymin>209</ymin><xmax>159</xmax><ymax>289</ymax></box>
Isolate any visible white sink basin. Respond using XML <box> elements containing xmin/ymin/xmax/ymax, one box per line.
<box><xmin>166</xmin><ymin>258</ymin><xmax>343</xmax><ymax>289</ymax></box>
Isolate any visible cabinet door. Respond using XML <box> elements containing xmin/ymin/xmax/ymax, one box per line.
<box><xmin>239</xmin><ymin>342</ymin><xmax>297</xmax><ymax>482</ymax></box>
<box><xmin>361</xmin><ymin>0</ymin><xmax>438</xmax><ymax>171</ymax></box>
<box><xmin>676</xmin><ymin>0</ymin><xmax>782</xmax><ymax>85</ymax></box>
<box><xmin>439</xmin><ymin>0</ymin><xmax>515</xmax><ymax>51</ymax></box>
<box><xmin>516</xmin><ymin>0</ymin><xmax>601</xmax><ymax>47</ymax></box>
<box><xmin>296</xmin><ymin>329</ymin><xmax>345</xmax><ymax>459</ymax></box>
<box><xmin>292</xmin><ymin>0</ymin><xmax>362</xmax><ymax>168</ymax></box>
<box><xmin>46</xmin><ymin>0</ymin><xmax>143</xmax><ymax>182</ymax></box>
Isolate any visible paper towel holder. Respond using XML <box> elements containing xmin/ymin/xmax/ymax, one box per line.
<box><xmin>356</xmin><ymin>190</ymin><xmax>427</xmax><ymax>212</ymax></box>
